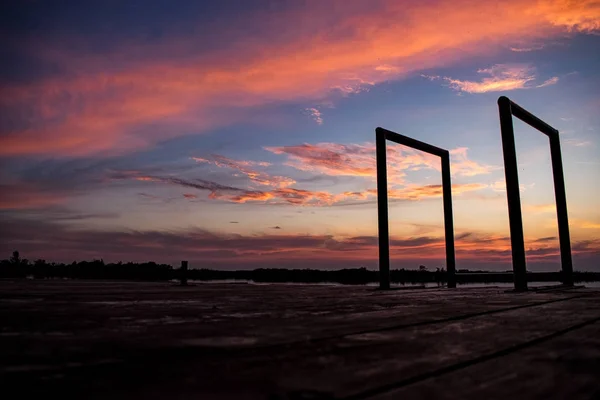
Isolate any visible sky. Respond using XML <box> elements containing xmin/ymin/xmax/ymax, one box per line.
<box><xmin>1</xmin><ymin>0</ymin><xmax>599</xmax><ymax>271</ymax></box>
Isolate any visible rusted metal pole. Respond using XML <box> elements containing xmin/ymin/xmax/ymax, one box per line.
<box><xmin>376</xmin><ymin>128</ymin><xmax>391</xmax><ymax>290</ymax></box>
<box><xmin>376</xmin><ymin>127</ymin><xmax>446</xmax><ymax>157</ymax></box>
<box><xmin>498</xmin><ymin>96</ymin><xmax>528</xmax><ymax>291</ymax></box>
<box><xmin>441</xmin><ymin>152</ymin><xmax>456</xmax><ymax>288</ymax></box>
<box><xmin>549</xmin><ymin>134</ymin><xmax>574</xmax><ymax>286</ymax></box>
<box><xmin>510</xmin><ymin>101</ymin><xmax>557</xmax><ymax>136</ymax></box>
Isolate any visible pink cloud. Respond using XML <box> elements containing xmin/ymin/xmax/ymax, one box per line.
<box><xmin>0</xmin><ymin>184</ymin><xmax>66</xmax><ymax>210</ymax></box>
<box><xmin>1</xmin><ymin>0</ymin><xmax>598</xmax><ymax>156</ymax></box>
<box><xmin>265</xmin><ymin>142</ymin><xmax>494</xmax><ymax>184</ymax></box>
<box><xmin>305</xmin><ymin>108</ymin><xmax>324</xmax><ymax>125</ymax></box>
<box><xmin>427</xmin><ymin>64</ymin><xmax>560</xmax><ymax>94</ymax></box>
<box><xmin>125</xmin><ymin>171</ymin><xmax>487</xmax><ymax>206</ymax></box>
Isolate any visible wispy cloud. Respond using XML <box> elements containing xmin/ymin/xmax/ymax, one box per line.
<box><xmin>386</xmin><ymin>183</ymin><xmax>487</xmax><ymax>200</ymax></box>
<box><xmin>116</xmin><ymin>171</ymin><xmax>335</xmax><ymax>206</ymax></box>
<box><xmin>450</xmin><ymin>148</ymin><xmax>498</xmax><ymax>176</ymax></box>
<box><xmin>375</xmin><ymin>64</ymin><xmax>400</xmax><ymax>73</ymax></box>
<box><xmin>192</xmin><ymin>155</ymin><xmax>295</xmax><ymax>188</ymax></box>
<box><xmin>525</xmin><ymin>203</ymin><xmax>556</xmax><ymax>214</ymax></box>
<box><xmin>0</xmin><ymin>184</ymin><xmax>67</xmax><ymax>210</ymax></box>
<box><xmin>265</xmin><ymin>142</ymin><xmax>495</xmax><ymax>185</ymax></box>
<box><xmin>120</xmin><ymin>169</ymin><xmax>487</xmax><ymax>207</ymax></box>
<box><xmin>490</xmin><ymin>180</ymin><xmax>533</xmax><ymax>193</ymax></box>
<box><xmin>138</xmin><ymin>192</ymin><xmax>163</xmax><ymax>201</ymax></box>
<box><xmin>572</xmin><ymin>219</ymin><xmax>600</xmax><ymax>229</ymax></box>
<box><xmin>305</xmin><ymin>108</ymin><xmax>324</xmax><ymax>125</ymax></box>
<box><xmin>509</xmin><ymin>44</ymin><xmax>546</xmax><ymax>52</ymax></box>
<box><xmin>537</xmin><ymin>76</ymin><xmax>560</xmax><ymax>87</ymax></box>
<box><xmin>116</xmin><ymin>173</ymin><xmax>248</xmax><ymax>201</ymax></box>
<box><xmin>2</xmin><ymin>1</ymin><xmax>598</xmax><ymax>156</ymax></box>
<box><xmin>426</xmin><ymin>64</ymin><xmax>559</xmax><ymax>93</ymax></box>
<box><xmin>564</xmin><ymin>138</ymin><xmax>593</xmax><ymax>147</ymax></box>
<box><xmin>532</xmin><ymin>236</ymin><xmax>558</xmax><ymax>243</ymax></box>
<box><xmin>225</xmin><ymin>187</ymin><xmax>336</xmax><ymax>206</ymax></box>
<box><xmin>265</xmin><ymin>143</ymin><xmax>386</xmax><ymax>180</ymax></box>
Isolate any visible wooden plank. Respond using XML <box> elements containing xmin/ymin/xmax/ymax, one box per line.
<box><xmin>0</xmin><ymin>281</ymin><xmax>598</xmax><ymax>399</ymax></box>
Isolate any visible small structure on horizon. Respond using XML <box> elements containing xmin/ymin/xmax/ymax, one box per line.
<box><xmin>180</xmin><ymin>260</ymin><xmax>188</xmax><ymax>286</ymax></box>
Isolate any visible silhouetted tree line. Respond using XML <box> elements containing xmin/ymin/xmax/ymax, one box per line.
<box><xmin>185</xmin><ymin>267</ymin><xmax>600</xmax><ymax>285</ymax></box>
<box><xmin>0</xmin><ymin>251</ymin><xmax>173</xmax><ymax>281</ymax></box>
<box><xmin>2</xmin><ymin>251</ymin><xmax>599</xmax><ymax>284</ymax></box>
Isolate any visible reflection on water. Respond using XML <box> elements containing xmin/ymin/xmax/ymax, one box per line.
<box><xmin>190</xmin><ymin>279</ymin><xmax>600</xmax><ymax>288</ymax></box>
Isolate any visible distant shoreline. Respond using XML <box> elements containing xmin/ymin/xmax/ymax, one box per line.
<box><xmin>2</xmin><ymin>258</ymin><xmax>599</xmax><ymax>284</ymax></box>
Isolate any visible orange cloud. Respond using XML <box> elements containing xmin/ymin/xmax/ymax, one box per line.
<box><xmin>537</xmin><ymin>0</ymin><xmax>600</xmax><ymax>33</ymax></box>
<box><xmin>1</xmin><ymin>0</ymin><xmax>598</xmax><ymax>156</ymax></box>
<box><xmin>224</xmin><ymin>188</ymin><xmax>335</xmax><ymax>206</ymax></box>
<box><xmin>450</xmin><ymin>148</ymin><xmax>498</xmax><ymax>176</ymax></box>
<box><xmin>384</xmin><ymin>183</ymin><xmax>488</xmax><ymax>200</ymax></box>
<box><xmin>572</xmin><ymin>219</ymin><xmax>600</xmax><ymax>229</ymax></box>
<box><xmin>5</xmin><ymin>212</ymin><xmax>598</xmax><ymax>268</ymax></box>
<box><xmin>427</xmin><ymin>64</ymin><xmax>559</xmax><ymax>93</ymax></box>
<box><xmin>135</xmin><ymin>176</ymin><xmax>160</xmax><ymax>182</ymax></box>
<box><xmin>525</xmin><ymin>203</ymin><xmax>557</xmax><ymax>213</ymax></box>
<box><xmin>123</xmin><ymin>170</ymin><xmax>487</xmax><ymax>207</ymax></box>
<box><xmin>115</xmin><ymin>172</ymin><xmax>330</xmax><ymax>206</ymax></box>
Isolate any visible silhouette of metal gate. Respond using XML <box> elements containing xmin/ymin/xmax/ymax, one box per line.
<box><xmin>497</xmin><ymin>96</ymin><xmax>573</xmax><ymax>291</ymax></box>
<box><xmin>375</xmin><ymin>127</ymin><xmax>456</xmax><ymax>290</ymax></box>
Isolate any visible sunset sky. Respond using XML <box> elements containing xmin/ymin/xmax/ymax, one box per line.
<box><xmin>1</xmin><ymin>0</ymin><xmax>599</xmax><ymax>271</ymax></box>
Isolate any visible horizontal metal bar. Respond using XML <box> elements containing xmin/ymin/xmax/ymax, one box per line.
<box><xmin>376</xmin><ymin>127</ymin><xmax>447</xmax><ymax>157</ymax></box>
<box><xmin>498</xmin><ymin>96</ymin><xmax>558</xmax><ymax>137</ymax></box>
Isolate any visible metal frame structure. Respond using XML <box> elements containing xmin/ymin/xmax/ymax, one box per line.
<box><xmin>497</xmin><ymin>96</ymin><xmax>573</xmax><ymax>291</ymax></box>
<box><xmin>376</xmin><ymin>127</ymin><xmax>456</xmax><ymax>290</ymax></box>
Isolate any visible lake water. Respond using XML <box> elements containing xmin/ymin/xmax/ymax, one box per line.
<box><xmin>189</xmin><ymin>280</ymin><xmax>600</xmax><ymax>288</ymax></box>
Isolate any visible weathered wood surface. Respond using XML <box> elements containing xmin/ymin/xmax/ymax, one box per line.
<box><xmin>1</xmin><ymin>281</ymin><xmax>599</xmax><ymax>399</ymax></box>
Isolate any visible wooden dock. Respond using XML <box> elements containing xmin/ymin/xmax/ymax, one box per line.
<box><xmin>1</xmin><ymin>281</ymin><xmax>599</xmax><ymax>399</ymax></box>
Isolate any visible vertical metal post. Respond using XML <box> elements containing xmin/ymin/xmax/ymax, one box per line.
<box><xmin>498</xmin><ymin>97</ymin><xmax>528</xmax><ymax>291</ymax></box>
<box><xmin>376</xmin><ymin>129</ymin><xmax>391</xmax><ymax>290</ymax></box>
<box><xmin>180</xmin><ymin>260</ymin><xmax>188</xmax><ymax>286</ymax></box>
<box><xmin>549</xmin><ymin>134</ymin><xmax>574</xmax><ymax>285</ymax></box>
<box><xmin>441</xmin><ymin>152</ymin><xmax>456</xmax><ymax>288</ymax></box>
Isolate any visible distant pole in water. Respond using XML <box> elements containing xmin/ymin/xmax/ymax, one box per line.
<box><xmin>180</xmin><ymin>261</ymin><xmax>188</xmax><ymax>286</ymax></box>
